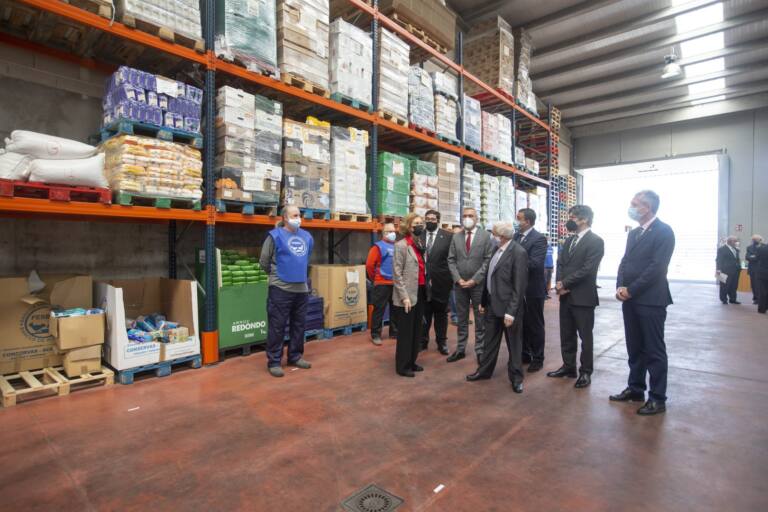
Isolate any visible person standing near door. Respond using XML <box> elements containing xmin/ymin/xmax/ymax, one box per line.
<box><xmin>754</xmin><ymin>240</ymin><xmax>768</xmax><ymax>314</ymax></box>
<box><xmin>716</xmin><ymin>236</ymin><xmax>742</xmax><ymax>305</ymax></box>
<box><xmin>514</xmin><ymin>208</ymin><xmax>548</xmax><ymax>372</ymax></box>
<box><xmin>610</xmin><ymin>190</ymin><xmax>675</xmax><ymax>416</ymax></box>
<box><xmin>546</xmin><ymin>205</ymin><xmax>604</xmax><ymax>388</ymax></box>
<box><xmin>447</xmin><ymin>207</ymin><xmax>495</xmax><ymax>363</ymax></box>
<box><xmin>366</xmin><ymin>223</ymin><xmax>398</xmax><ymax>346</ymax></box>
<box><xmin>745</xmin><ymin>235</ymin><xmax>763</xmax><ymax>304</ymax></box>
<box><xmin>420</xmin><ymin>210</ymin><xmax>452</xmax><ymax>355</ymax></box>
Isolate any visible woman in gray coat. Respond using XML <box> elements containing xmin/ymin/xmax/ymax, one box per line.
<box><xmin>392</xmin><ymin>213</ymin><xmax>428</xmax><ymax>377</ymax></box>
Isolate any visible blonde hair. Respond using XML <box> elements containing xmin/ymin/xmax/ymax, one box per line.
<box><xmin>399</xmin><ymin>213</ymin><xmax>423</xmax><ymax>236</ymax></box>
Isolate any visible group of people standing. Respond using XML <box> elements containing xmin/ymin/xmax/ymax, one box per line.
<box><xmin>717</xmin><ymin>234</ymin><xmax>768</xmax><ymax>313</ymax></box>
<box><xmin>367</xmin><ymin>190</ymin><xmax>676</xmax><ymax>415</ymax></box>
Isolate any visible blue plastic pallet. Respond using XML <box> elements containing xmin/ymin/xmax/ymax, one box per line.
<box><xmin>437</xmin><ymin>134</ymin><xmax>460</xmax><ymax>146</ymax></box>
<box><xmin>284</xmin><ymin>328</ymin><xmax>325</xmax><ymax>342</ymax></box>
<box><xmin>279</xmin><ymin>206</ymin><xmax>331</xmax><ymax>220</ymax></box>
<box><xmin>101</xmin><ymin>118</ymin><xmax>203</xmax><ymax>149</ymax></box>
<box><xmin>322</xmin><ymin>322</ymin><xmax>367</xmax><ymax>339</ymax></box>
<box><xmin>115</xmin><ymin>354</ymin><xmax>201</xmax><ymax>385</ymax></box>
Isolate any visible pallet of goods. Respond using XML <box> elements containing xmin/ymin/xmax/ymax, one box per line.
<box><xmin>463</xmin><ymin>95</ymin><xmax>482</xmax><ymax>152</ymax></box>
<box><xmin>115</xmin><ymin>0</ymin><xmax>204</xmax><ymax>52</ymax></box>
<box><xmin>462</xmin><ymin>163</ymin><xmax>482</xmax><ymax>217</ymax></box>
<box><xmin>377</xmin><ymin>0</ymin><xmax>456</xmax><ymax>55</ymax></box>
<box><xmin>215</xmin><ymin>86</ymin><xmax>283</xmax><ymax>212</ymax></box>
<box><xmin>330</xmin><ymin>126</ymin><xmax>370</xmax><ymax>218</ymax></box>
<box><xmin>282</xmin><ymin>117</ymin><xmax>331</xmax><ymax>215</ymax></box>
<box><xmin>376</xmin><ymin>152</ymin><xmax>411</xmax><ymax>218</ymax></box>
<box><xmin>408</xmin><ymin>66</ymin><xmax>435</xmax><ymax>132</ymax></box>
<box><xmin>513</xmin><ymin>27</ymin><xmax>537</xmax><ymax>115</ymax></box>
<box><xmin>481</xmin><ymin>173</ymin><xmax>501</xmax><ymax>228</ymax></box>
<box><xmin>277</xmin><ymin>0</ymin><xmax>330</xmax><ymax>94</ymax></box>
<box><xmin>330</xmin><ymin>18</ymin><xmax>373</xmax><ymax>111</ymax></box>
<box><xmin>378</xmin><ymin>28</ymin><xmax>410</xmax><ymax>123</ymax></box>
<box><xmin>215</xmin><ymin>0</ymin><xmax>279</xmax><ymax>77</ymax></box>
<box><xmin>498</xmin><ymin>175</ymin><xmax>515</xmax><ymax>222</ymax></box>
<box><xmin>407</xmin><ymin>157</ymin><xmax>438</xmax><ymax>218</ymax></box>
<box><xmin>434</xmin><ymin>94</ymin><xmax>459</xmax><ymax>143</ymax></box>
<box><xmin>425</xmin><ymin>151</ymin><xmax>460</xmax><ymax>225</ymax></box>
<box><xmin>464</xmin><ymin>16</ymin><xmax>515</xmax><ymax>98</ymax></box>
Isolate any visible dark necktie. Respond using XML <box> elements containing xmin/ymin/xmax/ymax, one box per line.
<box><xmin>427</xmin><ymin>232</ymin><xmax>434</xmax><ymax>253</ymax></box>
<box><xmin>465</xmin><ymin>231</ymin><xmax>472</xmax><ymax>253</ymax></box>
<box><xmin>569</xmin><ymin>236</ymin><xmax>579</xmax><ymax>254</ymax></box>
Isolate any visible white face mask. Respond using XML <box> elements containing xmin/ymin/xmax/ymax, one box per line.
<box><xmin>384</xmin><ymin>232</ymin><xmax>396</xmax><ymax>242</ymax></box>
<box><xmin>287</xmin><ymin>218</ymin><xmax>301</xmax><ymax>229</ymax></box>
<box><xmin>463</xmin><ymin>217</ymin><xmax>475</xmax><ymax>230</ymax></box>
<box><xmin>493</xmin><ymin>235</ymin><xmax>502</xmax><ymax>244</ymax></box>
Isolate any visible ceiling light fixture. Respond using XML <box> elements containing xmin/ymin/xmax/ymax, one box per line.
<box><xmin>661</xmin><ymin>49</ymin><xmax>683</xmax><ymax>79</ymax></box>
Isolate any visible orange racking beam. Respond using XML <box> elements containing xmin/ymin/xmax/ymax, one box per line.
<box><xmin>0</xmin><ymin>197</ymin><xmax>208</xmax><ymax>222</ymax></box>
<box><xmin>216</xmin><ymin>212</ymin><xmax>381</xmax><ymax>231</ymax></box>
<box><xmin>17</xmin><ymin>0</ymin><xmax>208</xmax><ymax>66</ymax></box>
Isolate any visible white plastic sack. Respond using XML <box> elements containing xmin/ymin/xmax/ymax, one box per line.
<box><xmin>28</xmin><ymin>153</ymin><xmax>108</xmax><ymax>188</ymax></box>
<box><xmin>0</xmin><ymin>149</ymin><xmax>33</xmax><ymax>180</ymax></box>
<box><xmin>5</xmin><ymin>130</ymin><xmax>96</xmax><ymax>160</ymax></box>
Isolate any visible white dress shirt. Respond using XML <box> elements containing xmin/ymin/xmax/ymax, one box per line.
<box><xmin>570</xmin><ymin>227</ymin><xmax>591</xmax><ymax>252</ymax></box>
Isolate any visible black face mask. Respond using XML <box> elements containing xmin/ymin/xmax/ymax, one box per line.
<box><xmin>425</xmin><ymin>221</ymin><xmax>438</xmax><ymax>232</ymax></box>
<box><xmin>565</xmin><ymin>220</ymin><xmax>578</xmax><ymax>232</ymax></box>
<box><xmin>412</xmin><ymin>225</ymin><xmax>425</xmax><ymax>237</ymax></box>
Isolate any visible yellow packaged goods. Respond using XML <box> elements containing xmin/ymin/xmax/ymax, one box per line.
<box><xmin>100</xmin><ymin>135</ymin><xmax>203</xmax><ymax>201</ymax></box>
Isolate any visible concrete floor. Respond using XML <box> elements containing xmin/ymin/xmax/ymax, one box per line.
<box><xmin>1</xmin><ymin>281</ymin><xmax>767</xmax><ymax>511</ymax></box>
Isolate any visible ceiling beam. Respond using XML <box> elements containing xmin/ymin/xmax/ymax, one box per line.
<box><xmin>566</xmin><ymin>80</ymin><xmax>768</xmax><ymax>125</ymax></box>
<box><xmin>533</xmin><ymin>0</ymin><xmax>720</xmax><ymax>59</ymax></box>
<box><xmin>525</xmin><ymin>0</ymin><xmax>622</xmax><ymax>30</ymax></box>
<box><xmin>557</xmin><ymin>59</ymin><xmax>768</xmax><ymax>110</ymax></box>
<box><xmin>537</xmin><ymin>38</ymin><xmax>768</xmax><ymax>99</ymax></box>
<box><xmin>531</xmin><ymin>8</ymin><xmax>768</xmax><ymax>79</ymax></box>
<box><xmin>570</xmin><ymin>92</ymin><xmax>768</xmax><ymax>138</ymax></box>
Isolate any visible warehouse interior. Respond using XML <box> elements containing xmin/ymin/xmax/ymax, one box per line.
<box><xmin>0</xmin><ymin>0</ymin><xmax>766</xmax><ymax>511</ymax></box>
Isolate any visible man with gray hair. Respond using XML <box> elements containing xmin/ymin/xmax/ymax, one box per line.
<box><xmin>465</xmin><ymin>222</ymin><xmax>528</xmax><ymax>393</ymax></box>
<box><xmin>716</xmin><ymin>236</ymin><xmax>742</xmax><ymax>305</ymax></box>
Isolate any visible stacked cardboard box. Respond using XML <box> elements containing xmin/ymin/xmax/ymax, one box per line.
<box><xmin>50</xmin><ymin>307</ymin><xmax>105</xmax><ymax>377</ymax></box>
<box><xmin>431</xmin><ymin>71</ymin><xmax>458</xmax><ymax>99</ymax></box>
<box><xmin>378</xmin><ymin>28</ymin><xmax>410</xmax><ymax>119</ymax></box>
<box><xmin>515</xmin><ymin>189</ymin><xmax>528</xmax><ymax>211</ymax></box>
<box><xmin>514</xmin><ymin>145</ymin><xmax>526</xmax><ymax>168</ymax></box>
<box><xmin>497</xmin><ymin>114</ymin><xmax>512</xmax><ymax>164</ymax></box>
<box><xmin>462</xmin><ymin>163</ymin><xmax>482</xmax><ymax>215</ymax></box>
<box><xmin>330</xmin><ymin>18</ymin><xmax>372</xmax><ymax>106</ymax></box>
<box><xmin>376</xmin><ymin>152</ymin><xmax>411</xmax><ymax>217</ymax></box>
<box><xmin>409</xmin><ymin>158</ymin><xmax>438</xmax><ymax>217</ymax></box>
<box><xmin>533</xmin><ymin>186</ymin><xmax>548</xmax><ymax>233</ymax></box>
<box><xmin>277</xmin><ymin>0</ymin><xmax>330</xmax><ymax>89</ymax></box>
<box><xmin>525</xmin><ymin>157</ymin><xmax>540</xmax><ymax>176</ymax></box>
<box><xmin>215</xmin><ymin>86</ymin><xmax>283</xmax><ymax>205</ymax></box>
<box><xmin>513</xmin><ymin>28</ymin><xmax>537</xmax><ymax>114</ymax></box>
<box><xmin>463</xmin><ymin>94</ymin><xmax>482</xmax><ymax>150</ymax></box>
<box><xmin>463</xmin><ymin>16</ymin><xmax>515</xmax><ymax>97</ymax></box>
<box><xmin>215</xmin><ymin>0</ymin><xmax>278</xmax><ymax>75</ymax></box>
<box><xmin>378</xmin><ymin>0</ymin><xmax>456</xmax><ymax>53</ymax></box>
<box><xmin>408</xmin><ymin>66</ymin><xmax>435</xmax><ymax>131</ymax></box>
<box><xmin>282</xmin><ymin>117</ymin><xmax>331</xmax><ymax>210</ymax></box>
<box><xmin>117</xmin><ymin>0</ymin><xmax>202</xmax><ymax>42</ymax></box>
<box><xmin>482</xmin><ymin>111</ymin><xmax>498</xmax><ymax>157</ymax></box>
<box><xmin>310</xmin><ymin>265</ymin><xmax>367</xmax><ymax>329</ymax></box>
<box><xmin>330</xmin><ymin>126</ymin><xmax>369</xmax><ymax>214</ymax></box>
<box><xmin>498</xmin><ymin>175</ymin><xmax>515</xmax><ymax>222</ymax></box>
<box><xmin>481</xmin><ymin>173</ymin><xmax>501</xmax><ymax>228</ymax></box>
<box><xmin>425</xmin><ymin>151</ymin><xmax>460</xmax><ymax>225</ymax></box>
<box><xmin>434</xmin><ymin>94</ymin><xmax>458</xmax><ymax>141</ymax></box>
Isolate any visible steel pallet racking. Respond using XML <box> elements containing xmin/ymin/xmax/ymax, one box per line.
<box><xmin>0</xmin><ymin>0</ymin><xmax>553</xmax><ymax>363</ymax></box>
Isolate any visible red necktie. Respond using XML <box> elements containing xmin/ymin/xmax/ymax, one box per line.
<box><xmin>466</xmin><ymin>231</ymin><xmax>472</xmax><ymax>253</ymax></box>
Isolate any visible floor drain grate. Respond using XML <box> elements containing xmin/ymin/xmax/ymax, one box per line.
<box><xmin>342</xmin><ymin>484</ymin><xmax>404</xmax><ymax>512</ymax></box>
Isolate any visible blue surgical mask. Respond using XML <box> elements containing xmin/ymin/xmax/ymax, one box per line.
<box><xmin>384</xmin><ymin>232</ymin><xmax>396</xmax><ymax>242</ymax></box>
<box><xmin>288</xmin><ymin>218</ymin><xmax>301</xmax><ymax>229</ymax></box>
<box><xmin>628</xmin><ymin>207</ymin><xmax>642</xmax><ymax>221</ymax></box>
<box><xmin>513</xmin><ymin>220</ymin><xmax>521</xmax><ymax>231</ymax></box>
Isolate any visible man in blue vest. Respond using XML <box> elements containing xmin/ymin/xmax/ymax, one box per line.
<box><xmin>259</xmin><ymin>205</ymin><xmax>314</xmax><ymax>377</ymax></box>
<box><xmin>366</xmin><ymin>223</ymin><xmax>398</xmax><ymax>346</ymax></box>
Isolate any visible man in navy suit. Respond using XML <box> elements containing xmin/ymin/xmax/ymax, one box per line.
<box><xmin>610</xmin><ymin>190</ymin><xmax>675</xmax><ymax>416</ymax></box>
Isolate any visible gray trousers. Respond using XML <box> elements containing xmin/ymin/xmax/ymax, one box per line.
<box><xmin>453</xmin><ymin>283</ymin><xmax>486</xmax><ymax>357</ymax></box>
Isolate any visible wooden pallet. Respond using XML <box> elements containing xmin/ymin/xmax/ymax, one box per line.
<box><xmin>0</xmin><ymin>179</ymin><xmax>111</xmax><ymax>203</ymax></box>
<box><xmin>330</xmin><ymin>92</ymin><xmax>372</xmax><ymax>112</ymax></box>
<box><xmin>0</xmin><ymin>366</ymin><xmax>114</xmax><ymax>408</ymax></box>
<box><xmin>376</xmin><ymin>214</ymin><xmax>403</xmax><ymax>225</ymax></box>
<box><xmin>217</xmin><ymin>52</ymin><xmax>279</xmax><ymax>79</ymax></box>
<box><xmin>409</xmin><ymin>123</ymin><xmax>436</xmax><ymax>138</ymax></box>
<box><xmin>436</xmin><ymin>134</ymin><xmax>460</xmax><ymax>146</ymax></box>
<box><xmin>281</xmin><ymin>72</ymin><xmax>330</xmax><ymax>98</ymax></box>
<box><xmin>216</xmin><ymin>199</ymin><xmax>278</xmax><ymax>216</ymax></box>
<box><xmin>62</xmin><ymin>0</ymin><xmax>113</xmax><ymax>18</ymax></box>
<box><xmin>378</xmin><ymin>110</ymin><xmax>407</xmax><ymax>127</ymax></box>
<box><xmin>390</xmin><ymin>12</ymin><xmax>448</xmax><ymax>55</ymax></box>
<box><xmin>330</xmin><ymin>211</ymin><xmax>372</xmax><ymax>223</ymax></box>
<box><xmin>119</xmin><ymin>12</ymin><xmax>204</xmax><ymax>53</ymax></box>
<box><xmin>114</xmin><ymin>191</ymin><xmax>202</xmax><ymax>210</ymax></box>
<box><xmin>322</xmin><ymin>322</ymin><xmax>367</xmax><ymax>339</ymax></box>
<box><xmin>101</xmin><ymin>118</ymin><xmax>203</xmax><ymax>149</ymax></box>
<box><xmin>115</xmin><ymin>354</ymin><xmax>201</xmax><ymax>385</ymax></box>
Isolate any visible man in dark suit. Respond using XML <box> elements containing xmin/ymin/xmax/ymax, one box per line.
<box><xmin>514</xmin><ymin>208</ymin><xmax>548</xmax><ymax>372</ymax></box>
<box><xmin>755</xmin><ymin>241</ymin><xmax>768</xmax><ymax>314</ymax></box>
<box><xmin>610</xmin><ymin>190</ymin><xmax>675</xmax><ymax>416</ymax></box>
<box><xmin>547</xmin><ymin>205</ymin><xmax>605</xmax><ymax>388</ymax></box>
<box><xmin>466</xmin><ymin>221</ymin><xmax>528</xmax><ymax>393</ymax></box>
<box><xmin>746</xmin><ymin>235</ymin><xmax>763</xmax><ymax>304</ymax></box>
<box><xmin>420</xmin><ymin>209</ymin><xmax>453</xmax><ymax>355</ymax></box>
<box><xmin>716</xmin><ymin>236</ymin><xmax>742</xmax><ymax>305</ymax></box>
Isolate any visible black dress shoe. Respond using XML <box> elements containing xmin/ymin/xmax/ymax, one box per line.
<box><xmin>411</xmin><ymin>364</ymin><xmax>424</xmax><ymax>372</ymax></box>
<box><xmin>527</xmin><ymin>361</ymin><xmax>543</xmax><ymax>373</ymax></box>
<box><xmin>574</xmin><ymin>373</ymin><xmax>591</xmax><ymax>388</ymax></box>
<box><xmin>730</xmin><ymin>301</ymin><xmax>741</xmax><ymax>305</ymax></box>
<box><xmin>397</xmin><ymin>370</ymin><xmax>415</xmax><ymax>377</ymax></box>
<box><xmin>447</xmin><ymin>351</ymin><xmax>465</xmax><ymax>363</ymax></box>
<box><xmin>512</xmin><ymin>382</ymin><xmax>523</xmax><ymax>394</ymax></box>
<box><xmin>722</xmin><ymin>301</ymin><xmax>728</xmax><ymax>305</ymax></box>
<box><xmin>521</xmin><ymin>354</ymin><xmax>532</xmax><ymax>365</ymax></box>
<box><xmin>438</xmin><ymin>345</ymin><xmax>449</xmax><ymax>355</ymax></box>
<box><xmin>465</xmin><ymin>372</ymin><xmax>490</xmax><ymax>381</ymax></box>
<box><xmin>609</xmin><ymin>388</ymin><xmax>645</xmax><ymax>402</ymax></box>
<box><xmin>546</xmin><ymin>366</ymin><xmax>577</xmax><ymax>378</ymax></box>
<box><xmin>637</xmin><ymin>400</ymin><xmax>666</xmax><ymax>415</ymax></box>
